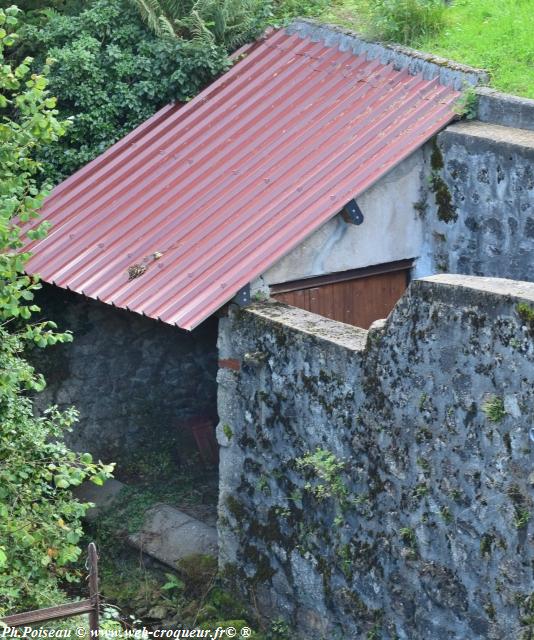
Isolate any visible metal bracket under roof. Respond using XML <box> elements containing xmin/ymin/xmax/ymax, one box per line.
<box><xmin>233</xmin><ymin>284</ymin><xmax>251</xmax><ymax>307</ymax></box>
<box><xmin>341</xmin><ymin>199</ymin><xmax>364</xmax><ymax>225</ymax></box>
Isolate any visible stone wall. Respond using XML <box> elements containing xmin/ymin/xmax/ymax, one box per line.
<box><xmin>415</xmin><ymin>122</ymin><xmax>534</xmax><ymax>282</ymax></box>
<box><xmin>476</xmin><ymin>87</ymin><xmax>534</xmax><ymax>132</ymax></box>
<box><xmin>33</xmin><ymin>284</ymin><xmax>218</xmax><ymax>465</ymax></box>
<box><xmin>287</xmin><ymin>20</ymin><xmax>488</xmax><ymax>89</ymax></box>
<box><xmin>217</xmin><ymin>274</ymin><xmax>534</xmax><ymax>639</ymax></box>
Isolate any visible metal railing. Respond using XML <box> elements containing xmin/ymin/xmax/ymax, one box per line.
<box><xmin>1</xmin><ymin>543</ymin><xmax>100</xmax><ymax>634</ymax></box>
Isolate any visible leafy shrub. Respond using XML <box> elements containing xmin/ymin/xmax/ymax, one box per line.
<box><xmin>23</xmin><ymin>0</ymin><xmax>230</xmax><ymax>183</ymax></box>
<box><xmin>365</xmin><ymin>0</ymin><xmax>447</xmax><ymax>44</ymax></box>
<box><xmin>296</xmin><ymin>447</ymin><xmax>348</xmax><ymax>502</ymax></box>
<box><xmin>130</xmin><ymin>0</ymin><xmax>272</xmax><ymax>49</ymax></box>
<box><xmin>130</xmin><ymin>0</ymin><xmax>333</xmax><ymax>44</ymax></box>
<box><xmin>0</xmin><ymin>6</ymin><xmax>113</xmax><ymax>614</ymax></box>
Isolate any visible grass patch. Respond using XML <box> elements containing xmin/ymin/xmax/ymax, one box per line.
<box><xmin>417</xmin><ymin>0</ymin><xmax>534</xmax><ymax>98</ymax></box>
<box><xmin>321</xmin><ymin>0</ymin><xmax>447</xmax><ymax>42</ymax></box>
<box><xmin>86</xmin><ymin>541</ymin><xmax>293</xmax><ymax>638</ymax></box>
<box><xmin>517</xmin><ymin>302</ymin><xmax>534</xmax><ymax>334</ymax></box>
<box><xmin>92</xmin><ymin>469</ymin><xmax>219</xmax><ymax>537</ymax></box>
<box><xmin>319</xmin><ymin>0</ymin><xmax>534</xmax><ymax>98</ymax></box>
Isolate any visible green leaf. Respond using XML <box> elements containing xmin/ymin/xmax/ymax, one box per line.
<box><xmin>54</xmin><ymin>475</ymin><xmax>71</xmax><ymax>489</ymax></box>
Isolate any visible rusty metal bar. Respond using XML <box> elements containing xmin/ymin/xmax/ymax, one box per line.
<box><xmin>1</xmin><ymin>544</ymin><xmax>100</xmax><ymax>631</ymax></box>
<box><xmin>1</xmin><ymin>600</ymin><xmax>94</xmax><ymax>626</ymax></box>
<box><xmin>87</xmin><ymin>542</ymin><xmax>100</xmax><ymax>634</ymax></box>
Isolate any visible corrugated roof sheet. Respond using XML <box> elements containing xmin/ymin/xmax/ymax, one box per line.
<box><xmin>24</xmin><ymin>27</ymin><xmax>460</xmax><ymax>330</ymax></box>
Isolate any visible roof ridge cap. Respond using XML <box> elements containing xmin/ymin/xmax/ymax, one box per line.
<box><xmin>286</xmin><ymin>18</ymin><xmax>489</xmax><ymax>90</ymax></box>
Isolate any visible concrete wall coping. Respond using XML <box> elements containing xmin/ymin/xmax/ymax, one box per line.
<box><xmin>241</xmin><ymin>276</ymin><xmax>533</xmax><ymax>357</ymax></box>
<box><xmin>476</xmin><ymin>87</ymin><xmax>534</xmax><ymax>132</ymax></box>
<box><xmin>286</xmin><ymin>18</ymin><xmax>489</xmax><ymax>90</ymax></box>
<box><xmin>441</xmin><ymin>120</ymin><xmax>534</xmax><ymax>151</ymax></box>
<box><xmin>244</xmin><ymin>301</ymin><xmax>368</xmax><ymax>351</ymax></box>
<box><xmin>246</xmin><ymin>275</ymin><xmax>534</xmax><ymax>351</ymax></box>
<box><xmin>419</xmin><ymin>274</ymin><xmax>534</xmax><ymax>304</ymax></box>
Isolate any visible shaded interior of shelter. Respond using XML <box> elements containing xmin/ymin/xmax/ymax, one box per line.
<box><xmin>29</xmin><ymin>247</ymin><xmax>411</xmax><ymax>514</ymax></box>
<box><xmin>31</xmin><ymin>284</ymin><xmax>220</xmax><ymax>508</ymax></box>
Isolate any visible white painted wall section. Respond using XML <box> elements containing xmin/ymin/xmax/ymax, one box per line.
<box><xmin>260</xmin><ymin>149</ymin><xmax>426</xmax><ymax>285</ymax></box>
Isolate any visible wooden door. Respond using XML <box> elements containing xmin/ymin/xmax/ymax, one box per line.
<box><xmin>271</xmin><ymin>261</ymin><xmax>411</xmax><ymax>329</ymax></box>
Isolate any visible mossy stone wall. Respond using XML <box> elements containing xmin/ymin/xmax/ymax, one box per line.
<box><xmin>217</xmin><ymin>275</ymin><xmax>534</xmax><ymax>639</ymax></box>
<box><xmin>417</xmin><ymin>122</ymin><xmax>534</xmax><ymax>281</ymax></box>
<box><xmin>32</xmin><ymin>284</ymin><xmax>218</xmax><ymax>466</ymax></box>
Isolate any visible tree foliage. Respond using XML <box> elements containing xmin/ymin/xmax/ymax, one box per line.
<box><xmin>129</xmin><ymin>0</ymin><xmax>271</xmax><ymax>48</ymax></box>
<box><xmin>0</xmin><ymin>6</ymin><xmax>113</xmax><ymax>614</ymax></box>
<box><xmin>9</xmin><ymin>0</ymin><xmax>333</xmax><ymax>185</ymax></box>
<box><xmin>23</xmin><ymin>0</ymin><xmax>231</xmax><ymax>183</ymax></box>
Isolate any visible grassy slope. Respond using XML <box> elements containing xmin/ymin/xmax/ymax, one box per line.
<box><xmin>320</xmin><ymin>0</ymin><xmax>534</xmax><ymax>98</ymax></box>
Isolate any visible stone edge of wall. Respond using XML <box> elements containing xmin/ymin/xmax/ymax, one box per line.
<box><xmin>287</xmin><ymin>19</ymin><xmax>534</xmax><ymax>132</ymax></box>
<box><xmin>475</xmin><ymin>87</ymin><xmax>534</xmax><ymax>132</ymax></box>
<box><xmin>416</xmin><ymin>274</ymin><xmax>534</xmax><ymax>307</ymax></box>
<box><xmin>244</xmin><ymin>276</ymin><xmax>534</xmax><ymax>349</ymax></box>
<box><xmin>238</xmin><ymin>275</ymin><xmax>534</xmax><ymax>358</ymax></box>
<box><xmin>286</xmin><ymin>18</ymin><xmax>489</xmax><ymax>90</ymax></box>
<box><xmin>438</xmin><ymin>120</ymin><xmax>534</xmax><ymax>152</ymax></box>
<box><xmin>242</xmin><ymin>301</ymin><xmax>368</xmax><ymax>351</ymax></box>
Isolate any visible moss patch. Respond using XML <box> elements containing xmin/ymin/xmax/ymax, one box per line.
<box><xmin>517</xmin><ymin>303</ymin><xmax>534</xmax><ymax>335</ymax></box>
<box><xmin>482</xmin><ymin>396</ymin><xmax>506</xmax><ymax>423</ymax></box>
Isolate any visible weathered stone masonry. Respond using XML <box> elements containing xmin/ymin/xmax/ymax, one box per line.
<box><xmin>33</xmin><ymin>284</ymin><xmax>218</xmax><ymax>464</ymax></box>
<box><xmin>417</xmin><ymin>122</ymin><xmax>534</xmax><ymax>282</ymax></box>
<box><xmin>217</xmin><ymin>275</ymin><xmax>534</xmax><ymax>639</ymax></box>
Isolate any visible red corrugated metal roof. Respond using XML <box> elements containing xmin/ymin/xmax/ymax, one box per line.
<box><xmin>24</xmin><ymin>27</ymin><xmax>460</xmax><ymax>330</ymax></box>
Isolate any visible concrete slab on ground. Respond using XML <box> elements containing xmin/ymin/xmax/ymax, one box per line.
<box><xmin>128</xmin><ymin>503</ymin><xmax>218</xmax><ymax>567</ymax></box>
<box><xmin>76</xmin><ymin>480</ymin><xmax>218</xmax><ymax>567</ymax></box>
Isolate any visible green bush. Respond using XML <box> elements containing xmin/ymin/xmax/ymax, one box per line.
<box><xmin>363</xmin><ymin>0</ymin><xmax>447</xmax><ymax>44</ymax></box>
<box><xmin>130</xmin><ymin>0</ymin><xmax>272</xmax><ymax>49</ymax></box>
<box><xmin>0</xmin><ymin>6</ymin><xmax>113</xmax><ymax>614</ymax></box>
<box><xmin>23</xmin><ymin>0</ymin><xmax>230</xmax><ymax>183</ymax></box>
<box><xmin>20</xmin><ymin>0</ymin><xmax>340</xmax><ymax>185</ymax></box>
